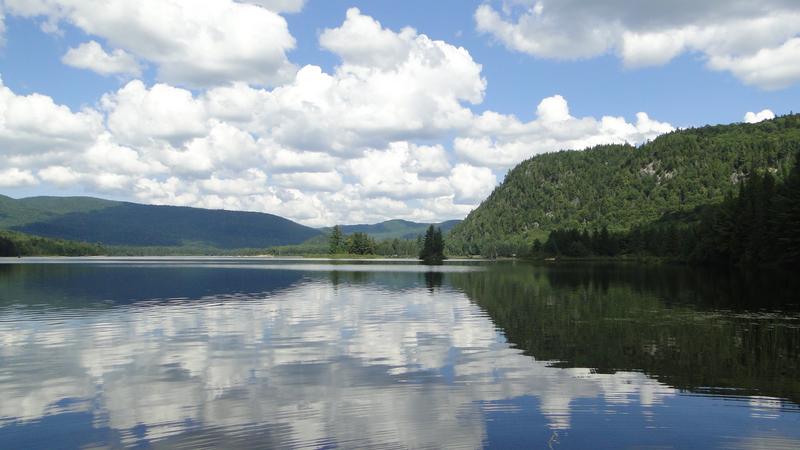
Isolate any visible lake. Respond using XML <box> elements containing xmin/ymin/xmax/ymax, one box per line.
<box><xmin>0</xmin><ymin>258</ymin><xmax>799</xmax><ymax>449</ymax></box>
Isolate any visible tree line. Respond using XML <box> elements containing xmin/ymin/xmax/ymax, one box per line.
<box><xmin>0</xmin><ymin>231</ymin><xmax>106</xmax><ymax>257</ymax></box>
<box><xmin>329</xmin><ymin>224</ymin><xmax>446</xmax><ymax>263</ymax></box>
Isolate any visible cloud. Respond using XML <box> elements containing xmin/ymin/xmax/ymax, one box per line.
<box><xmin>0</xmin><ymin>73</ymin><xmax>484</xmax><ymax>225</ymax></box>
<box><xmin>273</xmin><ymin>171</ymin><xmax>345</xmax><ymax>192</ymax></box>
<box><xmin>455</xmin><ymin>95</ymin><xmax>673</xmax><ymax>169</ymax></box>
<box><xmin>475</xmin><ymin>0</ymin><xmax>800</xmax><ymax>89</ymax></box>
<box><xmin>101</xmin><ymin>81</ymin><xmax>208</xmax><ymax>146</ymax></box>
<box><xmin>38</xmin><ymin>166</ymin><xmax>82</xmax><ymax>186</ymax></box>
<box><xmin>0</xmin><ymin>10</ymin><xmax>677</xmax><ymax>227</ymax></box>
<box><xmin>744</xmin><ymin>109</ymin><xmax>776</xmax><ymax>124</ymax></box>
<box><xmin>186</xmin><ymin>8</ymin><xmax>486</xmax><ymax>156</ymax></box>
<box><xmin>259</xmin><ymin>9</ymin><xmax>486</xmax><ymax>154</ymax></box>
<box><xmin>62</xmin><ymin>41</ymin><xmax>141</xmax><ymax>77</ymax></box>
<box><xmin>199</xmin><ymin>170</ymin><xmax>269</xmax><ymax>196</ymax></box>
<box><xmin>240</xmin><ymin>0</ymin><xmax>306</xmax><ymax>13</ymax></box>
<box><xmin>264</xmin><ymin>147</ymin><xmax>337</xmax><ymax>174</ymax></box>
<box><xmin>0</xmin><ymin>78</ymin><xmax>103</xmax><ymax>156</ymax></box>
<box><xmin>5</xmin><ymin>0</ymin><xmax>297</xmax><ymax>87</ymax></box>
<box><xmin>320</xmin><ymin>7</ymin><xmax>415</xmax><ymax>69</ymax></box>
<box><xmin>449</xmin><ymin>164</ymin><xmax>497</xmax><ymax>203</ymax></box>
<box><xmin>347</xmin><ymin>145</ymin><xmax>454</xmax><ymax>200</ymax></box>
<box><xmin>709</xmin><ymin>39</ymin><xmax>800</xmax><ymax>90</ymax></box>
<box><xmin>0</xmin><ymin>168</ymin><xmax>37</xmax><ymax>187</ymax></box>
<box><xmin>0</xmin><ymin>277</ymin><xmax>677</xmax><ymax>445</ymax></box>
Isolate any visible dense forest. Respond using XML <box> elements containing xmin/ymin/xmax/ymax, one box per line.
<box><xmin>329</xmin><ymin>226</ymin><xmax>378</xmax><ymax>255</ymax></box>
<box><xmin>325</xmin><ymin>224</ymin><xmax>437</xmax><ymax>257</ymax></box>
<box><xmin>448</xmin><ymin>114</ymin><xmax>800</xmax><ymax>260</ymax></box>
<box><xmin>0</xmin><ymin>230</ymin><xmax>106</xmax><ymax>257</ymax></box>
<box><xmin>534</xmin><ymin>154</ymin><xmax>800</xmax><ymax>265</ymax></box>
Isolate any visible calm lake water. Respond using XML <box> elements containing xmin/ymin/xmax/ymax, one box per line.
<box><xmin>0</xmin><ymin>258</ymin><xmax>799</xmax><ymax>449</ymax></box>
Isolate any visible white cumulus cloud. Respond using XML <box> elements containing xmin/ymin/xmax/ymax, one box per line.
<box><xmin>62</xmin><ymin>41</ymin><xmax>141</xmax><ymax>77</ymax></box>
<box><xmin>0</xmin><ymin>77</ymin><xmax>103</xmax><ymax>157</ymax></box>
<box><xmin>455</xmin><ymin>95</ymin><xmax>674</xmax><ymax>169</ymax></box>
<box><xmin>475</xmin><ymin>0</ymin><xmax>800</xmax><ymax>90</ymax></box>
<box><xmin>0</xmin><ymin>9</ymin><xmax>683</xmax><ymax>227</ymax></box>
<box><xmin>5</xmin><ymin>0</ymin><xmax>298</xmax><ymax>87</ymax></box>
<box><xmin>449</xmin><ymin>164</ymin><xmax>497</xmax><ymax>204</ymax></box>
<box><xmin>101</xmin><ymin>81</ymin><xmax>209</xmax><ymax>146</ymax></box>
<box><xmin>744</xmin><ymin>109</ymin><xmax>776</xmax><ymax>124</ymax></box>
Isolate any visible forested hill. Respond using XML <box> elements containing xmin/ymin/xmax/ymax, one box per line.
<box><xmin>0</xmin><ymin>196</ymin><xmax>321</xmax><ymax>250</ymax></box>
<box><xmin>448</xmin><ymin>114</ymin><xmax>800</xmax><ymax>254</ymax></box>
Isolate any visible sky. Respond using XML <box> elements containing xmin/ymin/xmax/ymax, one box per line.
<box><xmin>0</xmin><ymin>0</ymin><xmax>797</xmax><ymax>227</ymax></box>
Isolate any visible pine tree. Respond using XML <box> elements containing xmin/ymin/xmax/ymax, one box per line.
<box><xmin>433</xmin><ymin>228</ymin><xmax>444</xmax><ymax>258</ymax></box>
<box><xmin>419</xmin><ymin>225</ymin><xmax>445</xmax><ymax>264</ymax></box>
<box><xmin>329</xmin><ymin>225</ymin><xmax>344</xmax><ymax>254</ymax></box>
<box><xmin>346</xmin><ymin>232</ymin><xmax>375</xmax><ymax>255</ymax></box>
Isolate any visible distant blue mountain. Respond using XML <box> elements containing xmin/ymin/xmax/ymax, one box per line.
<box><xmin>331</xmin><ymin>219</ymin><xmax>462</xmax><ymax>240</ymax></box>
<box><xmin>0</xmin><ymin>194</ymin><xmax>464</xmax><ymax>249</ymax></box>
<box><xmin>0</xmin><ymin>195</ymin><xmax>321</xmax><ymax>249</ymax></box>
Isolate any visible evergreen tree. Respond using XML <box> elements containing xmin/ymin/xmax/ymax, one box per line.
<box><xmin>419</xmin><ymin>225</ymin><xmax>446</xmax><ymax>264</ymax></box>
<box><xmin>346</xmin><ymin>232</ymin><xmax>376</xmax><ymax>255</ymax></box>
<box><xmin>433</xmin><ymin>228</ymin><xmax>444</xmax><ymax>257</ymax></box>
<box><xmin>329</xmin><ymin>225</ymin><xmax>344</xmax><ymax>254</ymax></box>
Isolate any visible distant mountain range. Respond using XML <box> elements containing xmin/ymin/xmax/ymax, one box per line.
<box><xmin>330</xmin><ymin>219</ymin><xmax>461</xmax><ymax>240</ymax></box>
<box><xmin>0</xmin><ymin>195</ymin><xmax>461</xmax><ymax>250</ymax></box>
<box><xmin>0</xmin><ymin>195</ymin><xmax>321</xmax><ymax>249</ymax></box>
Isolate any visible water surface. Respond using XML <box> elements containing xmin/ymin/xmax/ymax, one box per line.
<box><xmin>0</xmin><ymin>259</ymin><xmax>798</xmax><ymax>449</ymax></box>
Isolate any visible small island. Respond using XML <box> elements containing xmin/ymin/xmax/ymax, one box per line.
<box><xmin>418</xmin><ymin>225</ymin><xmax>446</xmax><ymax>265</ymax></box>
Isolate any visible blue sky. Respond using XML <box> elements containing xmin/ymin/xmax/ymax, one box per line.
<box><xmin>283</xmin><ymin>0</ymin><xmax>797</xmax><ymax>126</ymax></box>
<box><xmin>0</xmin><ymin>0</ymin><xmax>797</xmax><ymax>225</ymax></box>
<box><xmin>4</xmin><ymin>1</ymin><xmax>795</xmax><ymax>125</ymax></box>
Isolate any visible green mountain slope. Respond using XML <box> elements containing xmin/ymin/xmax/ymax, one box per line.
<box><xmin>0</xmin><ymin>195</ymin><xmax>116</xmax><ymax>228</ymax></box>
<box><xmin>331</xmin><ymin>219</ymin><xmax>461</xmax><ymax>240</ymax></box>
<box><xmin>0</xmin><ymin>196</ymin><xmax>321</xmax><ymax>249</ymax></box>
<box><xmin>448</xmin><ymin>114</ymin><xmax>800</xmax><ymax>254</ymax></box>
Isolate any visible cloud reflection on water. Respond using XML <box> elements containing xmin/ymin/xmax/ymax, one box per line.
<box><xmin>0</xmin><ymin>270</ymin><xmax>679</xmax><ymax>448</ymax></box>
